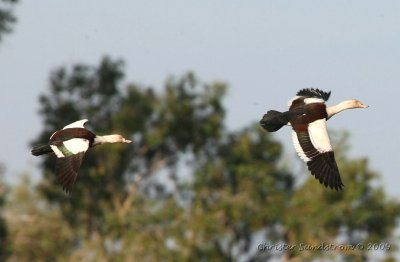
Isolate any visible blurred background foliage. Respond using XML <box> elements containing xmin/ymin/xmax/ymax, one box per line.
<box><xmin>0</xmin><ymin>0</ymin><xmax>17</xmax><ymax>43</ymax></box>
<box><xmin>1</xmin><ymin>2</ymin><xmax>400</xmax><ymax>261</ymax></box>
<box><xmin>1</xmin><ymin>57</ymin><xmax>397</xmax><ymax>262</ymax></box>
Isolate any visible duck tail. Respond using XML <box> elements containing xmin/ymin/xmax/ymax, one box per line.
<box><xmin>31</xmin><ymin>144</ymin><xmax>53</xmax><ymax>156</ymax></box>
<box><xmin>260</xmin><ymin>110</ymin><xmax>288</xmax><ymax>132</ymax></box>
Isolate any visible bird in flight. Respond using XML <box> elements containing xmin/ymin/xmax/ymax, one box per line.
<box><xmin>31</xmin><ymin>119</ymin><xmax>132</xmax><ymax>193</ymax></box>
<box><xmin>260</xmin><ymin>88</ymin><xmax>368</xmax><ymax>190</ymax></box>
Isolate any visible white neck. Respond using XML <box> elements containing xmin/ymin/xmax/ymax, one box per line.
<box><xmin>326</xmin><ymin>100</ymin><xmax>363</xmax><ymax>119</ymax></box>
<box><xmin>93</xmin><ymin>134</ymin><xmax>131</xmax><ymax>146</ymax></box>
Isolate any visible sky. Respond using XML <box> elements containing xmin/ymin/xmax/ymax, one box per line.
<box><xmin>0</xmin><ymin>1</ymin><xmax>400</xmax><ymax>197</ymax></box>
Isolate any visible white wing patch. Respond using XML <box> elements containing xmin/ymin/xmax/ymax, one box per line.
<box><xmin>304</xmin><ymin>98</ymin><xmax>325</xmax><ymax>104</ymax></box>
<box><xmin>292</xmin><ymin>131</ymin><xmax>311</xmax><ymax>162</ymax></box>
<box><xmin>63</xmin><ymin>119</ymin><xmax>89</xmax><ymax>129</ymax></box>
<box><xmin>50</xmin><ymin>138</ymin><xmax>89</xmax><ymax>158</ymax></box>
<box><xmin>307</xmin><ymin>119</ymin><xmax>333</xmax><ymax>153</ymax></box>
<box><xmin>63</xmin><ymin>138</ymin><xmax>90</xmax><ymax>155</ymax></box>
<box><xmin>288</xmin><ymin>96</ymin><xmax>326</xmax><ymax>108</ymax></box>
<box><xmin>50</xmin><ymin>145</ymin><xmax>65</xmax><ymax>158</ymax></box>
<box><xmin>50</xmin><ymin>119</ymin><xmax>89</xmax><ymax>140</ymax></box>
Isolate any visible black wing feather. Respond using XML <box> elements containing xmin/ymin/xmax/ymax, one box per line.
<box><xmin>55</xmin><ymin>152</ymin><xmax>85</xmax><ymax>194</ymax></box>
<box><xmin>296</xmin><ymin>88</ymin><xmax>331</xmax><ymax>101</ymax></box>
<box><xmin>295</xmin><ymin>131</ymin><xmax>344</xmax><ymax>190</ymax></box>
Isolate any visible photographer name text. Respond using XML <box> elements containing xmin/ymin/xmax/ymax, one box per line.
<box><xmin>257</xmin><ymin>242</ymin><xmax>391</xmax><ymax>252</ymax></box>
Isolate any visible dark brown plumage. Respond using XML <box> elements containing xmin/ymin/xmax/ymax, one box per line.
<box><xmin>56</xmin><ymin>152</ymin><xmax>85</xmax><ymax>193</ymax></box>
<box><xmin>260</xmin><ymin>88</ymin><xmax>368</xmax><ymax>191</ymax></box>
<box><xmin>31</xmin><ymin>119</ymin><xmax>132</xmax><ymax>194</ymax></box>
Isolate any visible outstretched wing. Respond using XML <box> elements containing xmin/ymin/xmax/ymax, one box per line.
<box><xmin>55</xmin><ymin>152</ymin><xmax>85</xmax><ymax>194</ymax></box>
<box><xmin>296</xmin><ymin>88</ymin><xmax>331</xmax><ymax>101</ymax></box>
<box><xmin>288</xmin><ymin>88</ymin><xmax>331</xmax><ymax>109</ymax></box>
<box><xmin>62</xmin><ymin>119</ymin><xmax>89</xmax><ymax>129</ymax></box>
<box><xmin>292</xmin><ymin>119</ymin><xmax>343</xmax><ymax>190</ymax></box>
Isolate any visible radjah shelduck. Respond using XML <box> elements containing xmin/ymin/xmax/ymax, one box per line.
<box><xmin>260</xmin><ymin>88</ymin><xmax>368</xmax><ymax>190</ymax></box>
<box><xmin>31</xmin><ymin>119</ymin><xmax>132</xmax><ymax>193</ymax></box>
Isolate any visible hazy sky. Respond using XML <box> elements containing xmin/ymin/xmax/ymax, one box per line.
<box><xmin>1</xmin><ymin>1</ymin><xmax>399</xmax><ymax>197</ymax></box>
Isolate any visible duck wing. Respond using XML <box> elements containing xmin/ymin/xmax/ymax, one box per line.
<box><xmin>49</xmin><ymin>136</ymin><xmax>91</xmax><ymax>193</ymax></box>
<box><xmin>296</xmin><ymin>88</ymin><xmax>331</xmax><ymax>101</ymax></box>
<box><xmin>288</xmin><ymin>88</ymin><xmax>331</xmax><ymax>109</ymax></box>
<box><xmin>62</xmin><ymin>119</ymin><xmax>89</xmax><ymax>129</ymax></box>
<box><xmin>50</xmin><ymin>136</ymin><xmax>91</xmax><ymax>158</ymax></box>
<box><xmin>292</xmin><ymin>119</ymin><xmax>343</xmax><ymax>190</ymax></box>
<box><xmin>55</xmin><ymin>152</ymin><xmax>85</xmax><ymax>194</ymax></box>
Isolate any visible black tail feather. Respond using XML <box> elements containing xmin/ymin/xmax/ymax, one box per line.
<box><xmin>31</xmin><ymin>144</ymin><xmax>53</xmax><ymax>156</ymax></box>
<box><xmin>260</xmin><ymin>110</ymin><xmax>288</xmax><ymax>132</ymax></box>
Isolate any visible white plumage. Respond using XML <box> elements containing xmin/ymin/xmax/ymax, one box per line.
<box><xmin>260</xmin><ymin>88</ymin><xmax>368</xmax><ymax>190</ymax></box>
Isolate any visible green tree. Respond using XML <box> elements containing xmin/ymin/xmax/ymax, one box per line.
<box><xmin>0</xmin><ymin>166</ymin><xmax>9</xmax><ymax>260</ymax></box>
<box><xmin>4</xmin><ymin>176</ymin><xmax>73</xmax><ymax>262</ymax></box>
<box><xmin>172</xmin><ymin>124</ymin><xmax>294</xmax><ymax>261</ymax></box>
<box><xmin>32</xmin><ymin>56</ymin><xmax>229</xmax><ymax>256</ymax></box>
<box><xmin>0</xmin><ymin>0</ymin><xmax>18</xmax><ymax>259</ymax></box>
<box><xmin>280</xmin><ymin>133</ymin><xmax>400</xmax><ymax>261</ymax></box>
<box><xmin>33</xmin><ymin>57</ymin><xmax>131</xmax><ymax>236</ymax></box>
<box><xmin>30</xmin><ymin>57</ymin><xmax>400</xmax><ymax>261</ymax></box>
<box><xmin>0</xmin><ymin>0</ymin><xmax>18</xmax><ymax>42</ymax></box>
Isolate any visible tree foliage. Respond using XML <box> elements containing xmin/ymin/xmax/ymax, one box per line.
<box><xmin>0</xmin><ymin>166</ymin><xmax>9</xmax><ymax>260</ymax></box>
<box><xmin>0</xmin><ymin>0</ymin><xmax>18</xmax><ymax>43</ymax></box>
<box><xmin>0</xmin><ymin>1</ymin><xmax>18</xmax><ymax>259</ymax></box>
<box><xmin>281</xmin><ymin>133</ymin><xmax>400</xmax><ymax>261</ymax></box>
<box><xmin>13</xmin><ymin>57</ymin><xmax>399</xmax><ymax>261</ymax></box>
<box><xmin>4</xmin><ymin>176</ymin><xmax>73</xmax><ymax>262</ymax></box>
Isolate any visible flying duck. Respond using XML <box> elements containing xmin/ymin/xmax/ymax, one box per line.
<box><xmin>260</xmin><ymin>88</ymin><xmax>368</xmax><ymax>190</ymax></box>
<box><xmin>31</xmin><ymin>119</ymin><xmax>132</xmax><ymax>193</ymax></box>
